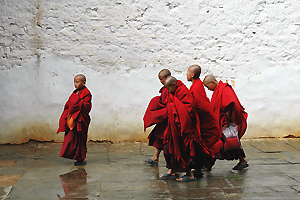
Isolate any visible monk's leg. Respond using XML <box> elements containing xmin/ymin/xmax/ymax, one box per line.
<box><xmin>151</xmin><ymin>149</ymin><xmax>161</xmax><ymax>162</ymax></box>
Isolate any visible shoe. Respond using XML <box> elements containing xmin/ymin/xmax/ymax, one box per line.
<box><xmin>232</xmin><ymin>162</ymin><xmax>249</xmax><ymax>170</ymax></box>
<box><xmin>192</xmin><ymin>170</ymin><xmax>203</xmax><ymax>178</ymax></box>
<box><xmin>74</xmin><ymin>160</ymin><xmax>86</xmax><ymax>166</ymax></box>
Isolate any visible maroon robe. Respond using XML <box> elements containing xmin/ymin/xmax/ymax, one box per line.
<box><xmin>57</xmin><ymin>86</ymin><xmax>92</xmax><ymax>161</ymax></box>
<box><xmin>163</xmin><ymin>80</ymin><xmax>197</xmax><ymax>172</ymax></box>
<box><xmin>211</xmin><ymin>81</ymin><xmax>248</xmax><ymax>160</ymax></box>
<box><xmin>143</xmin><ymin>87</ymin><xmax>168</xmax><ymax>150</ymax></box>
<box><xmin>190</xmin><ymin>79</ymin><xmax>223</xmax><ymax>155</ymax></box>
<box><xmin>190</xmin><ymin>79</ymin><xmax>223</xmax><ymax>169</ymax></box>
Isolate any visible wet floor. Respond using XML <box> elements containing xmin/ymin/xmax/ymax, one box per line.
<box><xmin>1</xmin><ymin>139</ymin><xmax>300</xmax><ymax>199</ymax></box>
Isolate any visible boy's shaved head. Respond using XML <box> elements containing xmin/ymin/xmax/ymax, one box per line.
<box><xmin>164</xmin><ymin>76</ymin><xmax>177</xmax><ymax>87</ymax></box>
<box><xmin>158</xmin><ymin>69</ymin><xmax>171</xmax><ymax>77</ymax></box>
<box><xmin>75</xmin><ymin>74</ymin><xmax>86</xmax><ymax>83</ymax></box>
<box><xmin>203</xmin><ymin>75</ymin><xmax>218</xmax><ymax>91</ymax></box>
<box><xmin>164</xmin><ymin>76</ymin><xmax>177</xmax><ymax>93</ymax></box>
<box><xmin>203</xmin><ymin>75</ymin><xmax>216</xmax><ymax>84</ymax></box>
<box><xmin>188</xmin><ymin>65</ymin><xmax>201</xmax><ymax>79</ymax></box>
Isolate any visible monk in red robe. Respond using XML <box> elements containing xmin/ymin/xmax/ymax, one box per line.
<box><xmin>187</xmin><ymin>65</ymin><xmax>223</xmax><ymax>175</ymax></box>
<box><xmin>143</xmin><ymin>69</ymin><xmax>170</xmax><ymax>165</ymax></box>
<box><xmin>159</xmin><ymin>76</ymin><xmax>197</xmax><ymax>182</ymax></box>
<box><xmin>57</xmin><ymin>74</ymin><xmax>92</xmax><ymax>166</ymax></box>
<box><xmin>203</xmin><ymin>75</ymin><xmax>248</xmax><ymax>170</ymax></box>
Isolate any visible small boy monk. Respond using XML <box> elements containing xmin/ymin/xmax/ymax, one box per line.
<box><xmin>143</xmin><ymin>69</ymin><xmax>171</xmax><ymax>165</ymax></box>
<box><xmin>187</xmin><ymin>65</ymin><xmax>223</xmax><ymax>175</ymax></box>
<box><xmin>57</xmin><ymin>74</ymin><xmax>92</xmax><ymax>166</ymax></box>
<box><xmin>203</xmin><ymin>75</ymin><xmax>248</xmax><ymax>170</ymax></box>
<box><xmin>160</xmin><ymin>76</ymin><xmax>197</xmax><ymax>182</ymax></box>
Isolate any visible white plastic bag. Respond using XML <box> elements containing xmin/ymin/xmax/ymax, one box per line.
<box><xmin>222</xmin><ymin>123</ymin><xmax>238</xmax><ymax>139</ymax></box>
<box><xmin>222</xmin><ymin>123</ymin><xmax>241</xmax><ymax>151</ymax></box>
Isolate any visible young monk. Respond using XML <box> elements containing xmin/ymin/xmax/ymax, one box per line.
<box><xmin>143</xmin><ymin>69</ymin><xmax>171</xmax><ymax>165</ymax></box>
<box><xmin>203</xmin><ymin>75</ymin><xmax>248</xmax><ymax>170</ymax></box>
<box><xmin>187</xmin><ymin>65</ymin><xmax>223</xmax><ymax>175</ymax></box>
<box><xmin>160</xmin><ymin>76</ymin><xmax>197</xmax><ymax>182</ymax></box>
<box><xmin>57</xmin><ymin>74</ymin><xmax>92</xmax><ymax>166</ymax></box>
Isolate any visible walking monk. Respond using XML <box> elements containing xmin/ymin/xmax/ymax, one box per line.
<box><xmin>160</xmin><ymin>76</ymin><xmax>197</xmax><ymax>182</ymax></box>
<box><xmin>203</xmin><ymin>75</ymin><xmax>248</xmax><ymax>170</ymax></box>
<box><xmin>143</xmin><ymin>69</ymin><xmax>170</xmax><ymax>165</ymax></box>
<box><xmin>57</xmin><ymin>74</ymin><xmax>92</xmax><ymax>166</ymax></box>
<box><xmin>187</xmin><ymin>65</ymin><xmax>223</xmax><ymax>175</ymax></box>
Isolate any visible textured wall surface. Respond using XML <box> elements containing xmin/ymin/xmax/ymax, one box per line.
<box><xmin>1</xmin><ymin>0</ymin><xmax>300</xmax><ymax>143</ymax></box>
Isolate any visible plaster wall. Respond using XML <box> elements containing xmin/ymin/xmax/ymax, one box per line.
<box><xmin>0</xmin><ymin>0</ymin><xmax>300</xmax><ymax>143</ymax></box>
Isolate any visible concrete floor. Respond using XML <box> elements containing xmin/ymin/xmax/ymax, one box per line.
<box><xmin>1</xmin><ymin>139</ymin><xmax>300</xmax><ymax>200</ymax></box>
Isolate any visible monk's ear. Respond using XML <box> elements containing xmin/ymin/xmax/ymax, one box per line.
<box><xmin>192</xmin><ymin>73</ymin><xmax>195</xmax><ymax>78</ymax></box>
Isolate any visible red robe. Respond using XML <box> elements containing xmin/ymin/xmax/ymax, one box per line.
<box><xmin>143</xmin><ymin>87</ymin><xmax>168</xmax><ymax>150</ymax></box>
<box><xmin>57</xmin><ymin>86</ymin><xmax>92</xmax><ymax>161</ymax></box>
<box><xmin>211</xmin><ymin>81</ymin><xmax>248</xmax><ymax>139</ymax></box>
<box><xmin>164</xmin><ymin>80</ymin><xmax>197</xmax><ymax>169</ymax></box>
<box><xmin>190</xmin><ymin>79</ymin><xmax>223</xmax><ymax>155</ymax></box>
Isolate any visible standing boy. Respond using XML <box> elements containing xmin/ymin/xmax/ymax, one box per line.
<box><xmin>143</xmin><ymin>69</ymin><xmax>171</xmax><ymax>165</ymax></box>
<box><xmin>187</xmin><ymin>65</ymin><xmax>223</xmax><ymax>174</ymax></box>
<box><xmin>203</xmin><ymin>75</ymin><xmax>248</xmax><ymax>170</ymax></box>
<box><xmin>160</xmin><ymin>76</ymin><xmax>197</xmax><ymax>182</ymax></box>
<box><xmin>57</xmin><ymin>74</ymin><xmax>92</xmax><ymax>166</ymax></box>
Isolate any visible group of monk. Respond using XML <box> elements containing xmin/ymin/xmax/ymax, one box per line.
<box><xmin>143</xmin><ymin>65</ymin><xmax>248</xmax><ymax>182</ymax></box>
<box><xmin>56</xmin><ymin>66</ymin><xmax>248</xmax><ymax>179</ymax></box>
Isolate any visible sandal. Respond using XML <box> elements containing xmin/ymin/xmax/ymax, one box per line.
<box><xmin>144</xmin><ymin>158</ymin><xmax>158</xmax><ymax>165</ymax></box>
<box><xmin>177</xmin><ymin>175</ymin><xmax>197</xmax><ymax>182</ymax></box>
<box><xmin>159</xmin><ymin>173</ymin><xmax>179</xmax><ymax>180</ymax></box>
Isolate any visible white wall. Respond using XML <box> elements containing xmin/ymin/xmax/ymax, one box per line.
<box><xmin>1</xmin><ymin>0</ymin><xmax>300</xmax><ymax>143</ymax></box>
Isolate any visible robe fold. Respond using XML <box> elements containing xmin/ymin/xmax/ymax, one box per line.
<box><xmin>163</xmin><ymin>80</ymin><xmax>196</xmax><ymax>171</ymax></box>
<box><xmin>143</xmin><ymin>87</ymin><xmax>168</xmax><ymax>150</ymax></box>
<box><xmin>190</xmin><ymin>79</ymin><xmax>223</xmax><ymax>155</ymax></box>
<box><xmin>211</xmin><ymin>81</ymin><xmax>248</xmax><ymax>160</ymax></box>
<box><xmin>57</xmin><ymin>86</ymin><xmax>92</xmax><ymax>161</ymax></box>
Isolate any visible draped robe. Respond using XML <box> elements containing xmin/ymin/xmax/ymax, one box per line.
<box><xmin>57</xmin><ymin>86</ymin><xmax>92</xmax><ymax>161</ymax></box>
<box><xmin>190</xmin><ymin>78</ymin><xmax>223</xmax><ymax>155</ymax></box>
<box><xmin>143</xmin><ymin>87</ymin><xmax>168</xmax><ymax>150</ymax></box>
<box><xmin>211</xmin><ymin>81</ymin><xmax>248</xmax><ymax>160</ymax></box>
<box><xmin>163</xmin><ymin>80</ymin><xmax>197</xmax><ymax>171</ymax></box>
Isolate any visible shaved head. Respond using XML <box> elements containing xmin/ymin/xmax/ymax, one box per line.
<box><xmin>158</xmin><ymin>69</ymin><xmax>171</xmax><ymax>85</ymax></box>
<box><xmin>164</xmin><ymin>76</ymin><xmax>177</xmax><ymax>93</ymax></box>
<box><xmin>203</xmin><ymin>75</ymin><xmax>218</xmax><ymax>91</ymax></box>
<box><xmin>158</xmin><ymin>69</ymin><xmax>171</xmax><ymax>77</ymax></box>
<box><xmin>188</xmin><ymin>65</ymin><xmax>201</xmax><ymax>79</ymax></box>
<box><xmin>75</xmin><ymin>74</ymin><xmax>86</xmax><ymax>83</ymax></box>
<box><xmin>203</xmin><ymin>75</ymin><xmax>216</xmax><ymax>85</ymax></box>
<box><xmin>164</xmin><ymin>76</ymin><xmax>177</xmax><ymax>87</ymax></box>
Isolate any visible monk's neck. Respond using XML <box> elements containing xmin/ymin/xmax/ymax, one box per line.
<box><xmin>191</xmin><ymin>78</ymin><xmax>199</xmax><ymax>83</ymax></box>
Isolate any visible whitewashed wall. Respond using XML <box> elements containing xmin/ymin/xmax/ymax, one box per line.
<box><xmin>0</xmin><ymin>0</ymin><xmax>300</xmax><ymax>143</ymax></box>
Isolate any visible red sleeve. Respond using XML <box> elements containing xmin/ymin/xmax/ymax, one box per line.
<box><xmin>143</xmin><ymin>96</ymin><xmax>168</xmax><ymax>130</ymax></box>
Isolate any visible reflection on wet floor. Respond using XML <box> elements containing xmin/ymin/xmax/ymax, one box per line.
<box><xmin>58</xmin><ymin>168</ymin><xmax>88</xmax><ymax>199</ymax></box>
